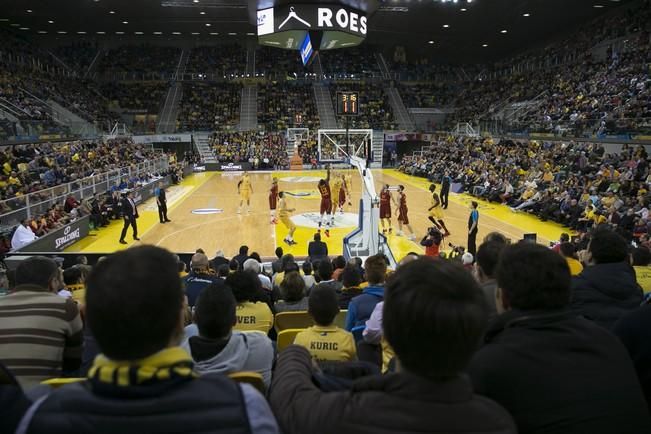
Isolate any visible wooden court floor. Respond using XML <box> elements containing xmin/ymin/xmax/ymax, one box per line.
<box><xmin>67</xmin><ymin>169</ymin><xmax>569</xmax><ymax>260</ymax></box>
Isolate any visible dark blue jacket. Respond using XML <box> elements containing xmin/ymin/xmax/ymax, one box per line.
<box><xmin>25</xmin><ymin>374</ymin><xmax>252</xmax><ymax>434</ymax></box>
<box><xmin>183</xmin><ymin>273</ymin><xmax>222</xmax><ymax>307</ymax></box>
<box><xmin>571</xmin><ymin>262</ymin><xmax>643</xmax><ymax>330</ymax></box>
<box><xmin>345</xmin><ymin>285</ymin><xmax>384</xmax><ymax>331</ymax></box>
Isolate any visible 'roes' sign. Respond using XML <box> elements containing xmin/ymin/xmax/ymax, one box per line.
<box><xmin>317</xmin><ymin>8</ymin><xmax>367</xmax><ymax>35</ymax></box>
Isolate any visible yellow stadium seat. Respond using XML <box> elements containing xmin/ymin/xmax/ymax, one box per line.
<box><xmin>274</xmin><ymin>311</ymin><xmax>314</xmax><ymax>332</ymax></box>
<box><xmin>277</xmin><ymin>329</ymin><xmax>304</xmax><ymax>352</ymax></box>
<box><xmin>334</xmin><ymin>310</ymin><xmax>347</xmax><ymax>329</ymax></box>
<box><xmin>229</xmin><ymin>371</ymin><xmax>265</xmax><ymax>394</ymax></box>
<box><xmin>41</xmin><ymin>377</ymin><xmax>85</xmax><ymax>388</ymax></box>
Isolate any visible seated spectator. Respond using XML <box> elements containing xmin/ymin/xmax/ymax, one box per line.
<box><xmin>23</xmin><ymin>246</ymin><xmax>279</xmax><ymax>433</ymax></box>
<box><xmin>275</xmin><ymin>271</ymin><xmax>309</xmax><ymax>313</ymax></box>
<box><xmin>11</xmin><ymin>219</ymin><xmax>37</xmax><ymax>250</ymax></box>
<box><xmin>631</xmin><ymin>247</ymin><xmax>651</xmax><ymax>293</ymax></box>
<box><xmin>308</xmin><ymin>232</ymin><xmax>328</xmax><ymax>263</ymax></box>
<box><xmin>270</xmin><ymin>258</ymin><xmax>517</xmax><ymax>434</ymax></box>
<box><xmin>336</xmin><ymin>264</ymin><xmax>363</xmax><ymax>309</ymax></box>
<box><xmin>469</xmin><ymin>242</ymin><xmax>651</xmax><ymax>434</ymax></box>
<box><xmin>233</xmin><ymin>245</ymin><xmax>250</xmax><ymax>270</ymax></box>
<box><xmin>331</xmin><ymin>256</ymin><xmax>347</xmax><ymax>282</ymax></box>
<box><xmin>301</xmin><ymin>261</ymin><xmax>316</xmax><ymax>291</ymax></box>
<box><xmin>571</xmin><ymin>229</ymin><xmax>643</xmax><ymax>329</ymax></box>
<box><xmin>182</xmin><ymin>252</ymin><xmax>221</xmax><ymax>307</ymax></box>
<box><xmin>182</xmin><ymin>281</ymin><xmax>274</xmax><ymax>388</ymax></box>
<box><xmin>0</xmin><ymin>257</ymin><xmax>82</xmax><ymax>389</ymax></box>
<box><xmin>345</xmin><ymin>254</ymin><xmax>387</xmax><ymax>331</ymax></box>
<box><xmin>293</xmin><ymin>286</ymin><xmax>356</xmax><ymax>362</ymax></box>
<box><xmin>210</xmin><ymin>250</ymin><xmax>229</xmax><ymax>272</ymax></box>
<box><xmin>559</xmin><ymin>242</ymin><xmax>583</xmax><ymax>276</ymax></box>
<box><xmin>243</xmin><ymin>258</ymin><xmax>272</xmax><ymax>291</ymax></box>
<box><xmin>63</xmin><ymin>266</ymin><xmax>86</xmax><ymax>305</ymax></box>
<box><xmin>226</xmin><ymin>271</ymin><xmax>274</xmax><ymax>333</ymax></box>
<box><xmin>314</xmin><ymin>258</ymin><xmax>343</xmax><ymax>293</ymax></box>
<box><xmin>474</xmin><ymin>240</ymin><xmax>506</xmax><ymax>320</ymax></box>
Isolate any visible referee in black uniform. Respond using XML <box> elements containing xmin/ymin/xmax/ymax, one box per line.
<box><xmin>157</xmin><ymin>182</ymin><xmax>171</xmax><ymax>224</ymax></box>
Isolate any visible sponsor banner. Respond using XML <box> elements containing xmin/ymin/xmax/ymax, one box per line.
<box><xmin>258</xmin><ymin>4</ymin><xmax>368</xmax><ymax>37</ymax></box>
<box><xmin>633</xmin><ymin>135</ymin><xmax>651</xmax><ymax>141</ymax></box>
<box><xmin>132</xmin><ymin>134</ymin><xmax>192</xmax><ymax>144</ymax></box>
<box><xmin>219</xmin><ymin>162</ymin><xmax>253</xmax><ymax>171</ymax></box>
<box><xmin>17</xmin><ymin>216</ymin><xmax>90</xmax><ymax>252</ymax></box>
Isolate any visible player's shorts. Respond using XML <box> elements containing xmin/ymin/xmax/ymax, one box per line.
<box><xmin>429</xmin><ymin>207</ymin><xmax>443</xmax><ymax>220</ymax></box>
<box><xmin>338</xmin><ymin>189</ymin><xmax>346</xmax><ymax>207</ymax></box>
<box><xmin>398</xmin><ymin>207</ymin><xmax>409</xmax><ymax>225</ymax></box>
<box><xmin>380</xmin><ymin>204</ymin><xmax>391</xmax><ymax>219</ymax></box>
<box><xmin>320</xmin><ymin>198</ymin><xmax>332</xmax><ymax>215</ymax></box>
<box><xmin>280</xmin><ymin>215</ymin><xmax>295</xmax><ymax>230</ymax></box>
<box><xmin>240</xmin><ymin>189</ymin><xmax>251</xmax><ymax>201</ymax></box>
<box><xmin>269</xmin><ymin>195</ymin><xmax>277</xmax><ymax>210</ymax></box>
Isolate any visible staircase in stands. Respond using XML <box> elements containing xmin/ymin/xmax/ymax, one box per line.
<box><xmin>385</xmin><ymin>86</ymin><xmax>415</xmax><ymax>131</ymax></box>
<box><xmin>194</xmin><ymin>132</ymin><xmax>217</xmax><ymax>163</ymax></box>
<box><xmin>156</xmin><ymin>50</ymin><xmax>189</xmax><ymax>134</ymax></box>
<box><xmin>313</xmin><ymin>82</ymin><xmax>338</xmax><ymax>129</ymax></box>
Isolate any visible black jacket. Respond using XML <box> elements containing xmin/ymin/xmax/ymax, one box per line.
<box><xmin>571</xmin><ymin>262</ymin><xmax>643</xmax><ymax>329</ymax></box>
<box><xmin>270</xmin><ymin>346</ymin><xmax>516</xmax><ymax>434</ymax></box>
<box><xmin>308</xmin><ymin>241</ymin><xmax>328</xmax><ymax>262</ymax></box>
<box><xmin>468</xmin><ymin>309</ymin><xmax>651</xmax><ymax>434</ymax></box>
<box><xmin>25</xmin><ymin>375</ymin><xmax>252</xmax><ymax>434</ymax></box>
<box><xmin>121</xmin><ymin>197</ymin><xmax>138</xmax><ymax>219</ymax></box>
<box><xmin>613</xmin><ymin>304</ymin><xmax>651</xmax><ymax>413</ymax></box>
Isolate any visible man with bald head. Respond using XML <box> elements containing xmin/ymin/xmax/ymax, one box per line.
<box><xmin>182</xmin><ymin>252</ymin><xmax>222</xmax><ymax>307</ymax></box>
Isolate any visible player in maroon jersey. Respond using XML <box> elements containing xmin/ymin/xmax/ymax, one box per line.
<box><xmin>337</xmin><ymin>173</ymin><xmax>348</xmax><ymax>214</ymax></box>
<box><xmin>317</xmin><ymin>166</ymin><xmax>333</xmax><ymax>237</ymax></box>
<box><xmin>269</xmin><ymin>177</ymin><xmax>279</xmax><ymax>224</ymax></box>
<box><xmin>396</xmin><ymin>185</ymin><xmax>416</xmax><ymax>240</ymax></box>
<box><xmin>379</xmin><ymin>184</ymin><xmax>398</xmax><ymax>234</ymax></box>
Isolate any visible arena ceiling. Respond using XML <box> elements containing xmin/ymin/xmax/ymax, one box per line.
<box><xmin>0</xmin><ymin>0</ymin><xmax>636</xmax><ymax>62</ymax></box>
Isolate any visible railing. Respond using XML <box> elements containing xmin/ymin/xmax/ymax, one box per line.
<box><xmin>0</xmin><ymin>155</ymin><xmax>169</xmax><ymax>231</ymax></box>
<box><xmin>480</xmin><ymin>117</ymin><xmax>651</xmax><ymax>139</ymax></box>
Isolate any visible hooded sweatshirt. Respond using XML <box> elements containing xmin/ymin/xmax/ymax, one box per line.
<box><xmin>571</xmin><ymin>261</ymin><xmax>643</xmax><ymax>330</ymax></box>
<box><xmin>181</xmin><ymin>331</ymin><xmax>274</xmax><ymax>387</ymax></box>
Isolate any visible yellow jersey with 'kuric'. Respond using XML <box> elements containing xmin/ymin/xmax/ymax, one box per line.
<box><xmin>293</xmin><ymin>325</ymin><xmax>357</xmax><ymax>362</ymax></box>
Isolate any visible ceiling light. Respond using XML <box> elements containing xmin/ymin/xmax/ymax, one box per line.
<box><xmin>10</xmin><ymin>23</ymin><xmax>20</xmax><ymax>27</ymax></box>
<box><xmin>593</xmin><ymin>4</ymin><xmax>604</xmax><ymax>7</ymax></box>
<box><xmin>205</xmin><ymin>23</ymin><xmax>211</xmax><ymax>26</ymax></box>
<box><xmin>153</xmin><ymin>31</ymin><xmax>163</xmax><ymax>35</ymax></box>
<box><xmin>500</xmin><ymin>29</ymin><xmax>508</xmax><ymax>33</ymax></box>
<box><xmin>19</xmin><ymin>27</ymin><xmax>29</xmax><ymax>30</ymax></box>
<box><xmin>228</xmin><ymin>32</ymin><xmax>237</xmax><ymax>35</ymax></box>
<box><xmin>193</xmin><ymin>0</ymin><xmax>199</xmax><ymax>3</ymax></box>
<box><xmin>135</xmin><ymin>31</ymin><xmax>144</xmax><ymax>35</ymax></box>
<box><xmin>38</xmin><ymin>30</ymin><xmax>47</xmax><ymax>34</ymax></box>
<box><xmin>96</xmin><ymin>31</ymin><xmax>105</xmax><ymax>34</ymax></box>
<box><xmin>482</xmin><ymin>43</ymin><xmax>488</xmax><ymax>47</ymax></box>
<box><xmin>428</xmin><ymin>40</ymin><xmax>434</xmax><ymax>44</ymax></box>
<box><xmin>200</xmin><ymin>11</ymin><xmax>206</xmax><ymax>15</ymax></box>
<box><xmin>26</xmin><ymin>10</ymin><xmax>33</xmax><ymax>13</ymax></box>
<box><xmin>246</xmin><ymin>32</ymin><xmax>255</xmax><ymax>35</ymax></box>
<box><xmin>523</xmin><ymin>13</ymin><xmax>530</xmax><ymax>17</ymax></box>
<box><xmin>48</xmin><ymin>20</ymin><xmax>54</xmax><ymax>24</ymax></box>
<box><xmin>460</xmin><ymin>8</ymin><xmax>467</xmax><ymax>11</ymax></box>
<box><xmin>77</xmin><ymin>31</ymin><xmax>87</xmax><ymax>34</ymax></box>
<box><xmin>115</xmin><ymin>31</ymin><xmax>124</xmax><ymax>34</ymax></box>
<box><xmin>109</xmin><ymin>10</ymin><xmax>115</xmax><ymax>14</ymax></box>
<box><xmin>172</xmin><ymin>31</ymin><xmax>181</xmax><ymax>35</ymax></box>
<box><xmin>442</xmin><ymin>24</ymin><xmax>450</xmax><ymax>28</ymax></box>
<box><xmin>57</xmin><ymin>31</ymin><xmax>67</xmax><ymax>34</ymax></box>
<box><xmin>209</xmin><ymin>32</ymin><xmax>219</xmax><ymax>35</ymax></box>
<box><xmin>122</xmin><ymin>21</ymin><xmax>128</xmax><ymax>25</ymax></box>
<box><xmin>191</xmin><ymin>32</ymin><xmax>199</xmax><ymax>35</ymax></box>
<box><xmin>0</xmin><ymin>19</ymin><xmax>9</xmax><ymax>22</ymax></box>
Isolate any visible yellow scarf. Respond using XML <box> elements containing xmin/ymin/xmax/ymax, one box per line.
<box><xmin>89</xmin><ymin>347</ymin><xmax>196</xmax><ymax>387</ymax></box>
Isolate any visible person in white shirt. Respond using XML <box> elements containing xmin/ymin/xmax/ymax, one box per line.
<box><xmin>11</xmin><ymin>220</ymin><xmax>37</xmax><ymax>250</ymax></box>
<box><xmin>243</xmin><ymin>259</ymin><xmax>272</xmax><ymax>291</ymax></box>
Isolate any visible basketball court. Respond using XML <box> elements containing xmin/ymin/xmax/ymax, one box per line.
<box><xmin>66</xmin><ymin>168</ymin><xmax>569</xmax><ymax>259</ymax></box>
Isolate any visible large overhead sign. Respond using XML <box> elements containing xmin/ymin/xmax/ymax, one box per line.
<box><xmin>257</xmin><ymin>4</ymin><xmax>368</xmax><ymax>51</ymax></box>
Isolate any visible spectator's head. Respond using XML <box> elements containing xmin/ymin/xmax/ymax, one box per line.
<box><xmin>250</xmin><ymin>252</ymin><xmax>262</xmax><ymax>263</ymax></box>
<box><xmin>217</xmin><ymin>264</ymin><xmax>230</xmax><ymax>278</ymax></box>
<box><xmin>559</xmin><ymin>242</ymin><xmax>578</xmax><ymax>259</ymax></box>
<box><xmin>364</xmin><ymin>254</ymin><xmax>387</xmax><ymax>285</ymax></box>
<box><xmin>15</xmin><ymin>256</ymin><xmax>62</xmax><ymax>292</ymax></box>
<box><xmin>482</xmin><ymin>232</ymin><xmax>508</xmax><ymax>245</ymax></box>
<box><xmin>194</xmin><ymin>281</ymin><xmax>236</xmax><ymax>340</ymax></box>
<box><xmin>384</xmin><ymin>258</ymin><xmax>487</xmax><ymax>380</ymax></box>
<box><xmin>332</xmin><ymin>255</ymin><xmax>346</xmax><ymax>271</ymax></box>
<box><xmin>342</xmin><ymin>264</ymin><xmax>362</xmax><ymax>288</ymax></box>
<box><xmin>243</xmin><ymin>258</ymin><xmax>261</xmax><ymax>275</ymax></box>
<box><xmin>302</xmin><ymin>261</ymin><xmax>313</xmax><ymax>276</ymax></box>
<box><xmin>275</xmin><ymin>247</ymin><xmax>283</xmax><ymax>259</ymax></box>
<box><xmin>228</xmin><ymin>259</ymin><xmax>239</xmax><ymax>272</ymax></box>
<box><xmin>496</xmin><ymin>243</ymin><xmax>571</xmax><ymax>313</ymax></box>
<box><xmin>238</xmin><ymin>245</ymin><xmax>249</xmax><ymax>256</ymax></box>
<box><xmin>76</xmin><ymin>255</ymin><xmax>88</xmax><ymax>265</ymax></box>
<box><xmin>317</xmin><ymin>258</ymin><xmax>333</xmax><ymax>281</ymax></box>
<box><xmin>476</xmin><ymin>241</ymin><xmax>505</xmax><ymax>281</ymax></box>
<box><xmin>225</xmin><ymin>271</ymin><xmax>263</xmax><ymax>303</ymax></box>
<box><xmin>63</xmin><ymin>266</ymin><xmax>83</xmax><ymax>286</ymax></box>
<box><xmin>86</xmin><ymin>246</ymin><xmax>184</xmax><ymax>360</ymax></box>
<box><xmin>559</xmin><ymin>233</ymin><xmax>570</xmax><ymax>243</ymax></box>
<box><xmin>313</xmin><ymin>232</ymin><xmax>321</xmax><ymax>242</ymax></box>
<box><xmin>190</xmin><ymin>252</ymin><xmax>210</xmax><ymax>274</ymax></box>
<box><xmin>632</xmin><ymin>247</ymin><xmax>651</xmax><ymax>266</ymax></box>
<box><xmin>308</xmin><ymin>286</ymin><xmax>339</xmax><ymax>326</ymax></box>
<box><xmin>399</xmin><ymin>253</ymin><xmax>419</xmax><ymax>267</ymax></box>
<box><xmin>280</xmin><ymin>271</ymin><xmax>306</xmax><ymax>302</ymax></box>
<box><xmin>587</xmin><ymin>229</ymin><xmax>629</xmax><ymax>264</ymax></box>
<box><xmin>281</xmin><ymin>254</ymin><xmax>295</xmax><ymax>271</ymax></box>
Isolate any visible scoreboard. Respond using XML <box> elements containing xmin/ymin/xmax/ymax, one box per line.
<box><xmin>336</xmin><ymin>92</ymin><xmax>359</xmax><ymax>116</ymax></box>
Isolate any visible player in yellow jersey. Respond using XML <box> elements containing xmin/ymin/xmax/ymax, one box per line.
<box><xmin>428</xmin><ymin>184</ymin><xmax>451</xmax><ymax>237</ymax></box>
<box><xmin>344</xmin><ymin>173</ymin><xmax>353</xmax><ymax>206</ymax></box>
<box><xmin>237</xmin><ymin>171</ymin><xmax>253</xmax><ymax>214</ymax></box>
<box><xmin>331</xmin><ymin>175</ymin><xmax>344</xmax><ymax>214</ymax></box>
<box><xmin>278</xmin><ymin>191</ymin><xmax>297</xmax><ymax>245</ymax></box>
